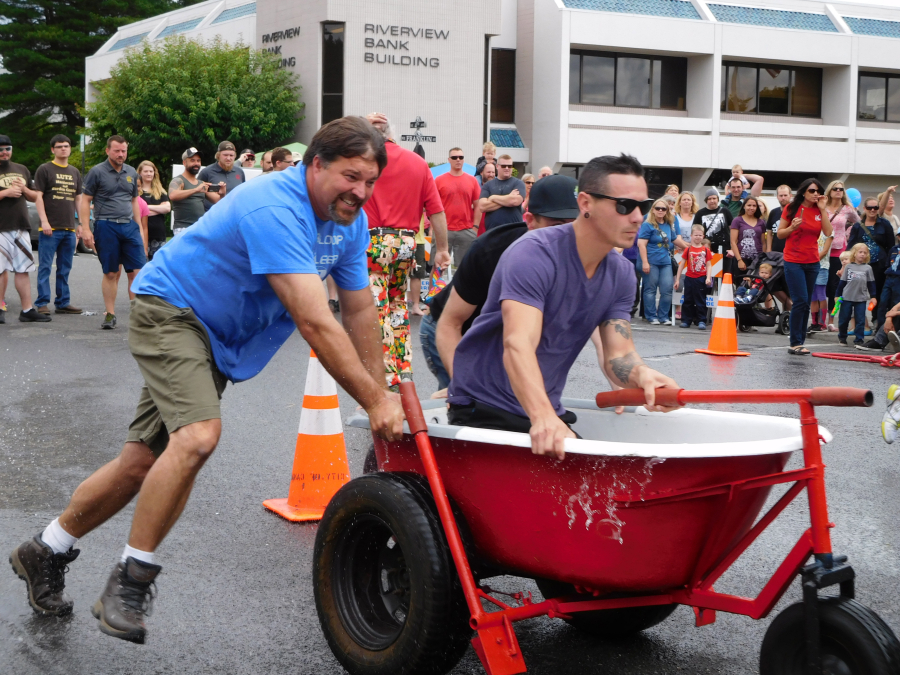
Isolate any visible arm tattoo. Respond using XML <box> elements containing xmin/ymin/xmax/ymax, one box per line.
<box><xmin>609</xmin><ymin>351</ymin><xmax>644</xmax><ymax>386</ymax></box>
<box><xmin>601</xmin><ymin>319</ymin><xmax>632</xmax><ymax>341</ymax></box>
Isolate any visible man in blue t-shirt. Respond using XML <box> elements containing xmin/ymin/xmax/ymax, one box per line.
<box><xmin>448</xmin><ymin>154</ymin><xmax>681</xmax><ymax>459</ymax></box>
<box><xmin>10</xmin><ymin>117</ymin><xmax>406</xmax><ymax>643</ymax></box>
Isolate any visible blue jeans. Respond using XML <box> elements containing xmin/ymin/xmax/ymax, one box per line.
<box><xmin>838</xmin><ymin>300</ymin><xmax>867</xmax><ymax>344</ymax></box>
<box><xmin>784</xmin><ymin>261</ymin><xmax>820</xmax><ymax>347</ymax></box>
<box><xmin>419</xmin><ymin>313</ymin><xmax>450</xmax><ymax>389</ymax></box>
<box><xmin>35</xmin><ymin>230</ymin><xmax>76</xmax><ymax>308</ymax></box>
<box><xmin>642</xmin><ymin>263</ymin><xmax>673</xmax><ymax>322</ymax></box>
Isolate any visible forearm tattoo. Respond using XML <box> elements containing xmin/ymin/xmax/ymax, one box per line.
<box><xmin>601</xmin><ymin>319</ymin><xmax>632</xmax><ymax>341</ymax></box>
<box><xmin>609</xmin><ymin>351</ymin><xmax>644</xmax><ymax>386</ymax></box>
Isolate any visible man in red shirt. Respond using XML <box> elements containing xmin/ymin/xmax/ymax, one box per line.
<box><xmin>364</xmin><ymin>113</ymin><xmax>449</xmax><ymax>388</ymax></box>
<box><xmin>435</xmin><ymin>147</ymin><xmax>481</xmax><ymax>266</ymax></box>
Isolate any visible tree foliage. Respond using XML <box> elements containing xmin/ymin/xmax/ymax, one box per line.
<box><xmin>85</xmin><ymin>37</ymin><xmax>304</xmax><ymax>178</ymax></box>
<box><xmin>0</xmin><ymin>0</ymin><xmax>204</xmax><ymax>169</ymax></box>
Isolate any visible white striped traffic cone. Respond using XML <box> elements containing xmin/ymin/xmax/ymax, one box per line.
<box><xmin>695</xmin><ymin>273</ymin><xmax>750</xmax><ymax>357</ymax></box>
<box><xmin>263</xmin><ymin>350</ymin><xmax>351</xmax><ymax>521</ymax></box>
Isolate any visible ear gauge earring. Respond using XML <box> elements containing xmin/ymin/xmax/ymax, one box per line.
<box><xmin>584</xmin><ymin>212</ymin><xmax>590</xmax><ymax>219</ymax></box>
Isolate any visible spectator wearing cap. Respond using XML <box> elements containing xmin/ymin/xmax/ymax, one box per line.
<box><xmin>169</xmin><ymin>147</ymin><xmax>209</xmax><ymax>235</ymax></box>
<box><xmin>0</xmin><ymin>134</ymin><xmax>50</xmax><ymax>323</ymax></box>
<box><xmin>198</xmin><ymin>141</ymin><xmax>245</xmax><ymax>207</ymax></box>
<box><xmin>270</xmin><ymin>147</ymin><xmax>293</xmax><ymax>172</ymax></box>
<box><xmin>435</xmin><ymin>147</ymin><xmax>481</xmax><ymax>266</ymax></box>
<box><xmin>429</xmin><ymin>175</ymin><xmax>581</xmax><ymax>393</ymax></box>
<box><xmin>260</xmin><ymin>151</ymin><xmax>274</xmax><ymax>173</ymax></box>
<box><xmin>238</xmin><ymin>149</ymin><xmax>255</xmax><ymax>168</ymax></box>
<box><xmin>79</xmin><ymin>134</ymin><xmax>144</xmax><ymax>329</ymax></box>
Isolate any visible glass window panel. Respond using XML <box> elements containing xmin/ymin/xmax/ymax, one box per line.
<box><xmin>569</xmin><ymin>53</ymin><xmax>581</xmax><ymax>104</ymax></box>
<box><xmin>725</xmin><ymin>66</ymin><xmax>757</xmax><ymax>113</ymax></box>
<box><xmin>322</xmin><ymin>23</ymin><xmax>344</xmax><ymax>95</ymax></box>
<box><xmin>490</xmin><ymin>49</ymin><xmax>516</xmax><ymax>123</ymax></box>
<box><xmin>758</xmin><ymin>67</ymin><xmax>790</xmax><ymax>115</ymax></box>
<box><xmin>658</xmin><ymin>57</ymin><xmax>687</xmax><ymax>110</ymax></box>
<box><xmin>651</xmin><ymin>60</ymin><xmax>662</xmax><ymax>109</ymax></box>
<box><xmin>581</xmin><ymin>54</ymin><xmax>614</xmax><ymax>105</ymax></box>
<box><xmin>721</xmin><ymin>65</ymin><xmax>727</xmax><ymax>111</ymax></box>
<box><xmin>790</xmin><ymin>68</ymin><xmax>821</xmax><ymax>117</ymax></box>
<box><xmin>616</xmin><ymin>57</ymin><xmax>651</xmax><ymax>108</ymax></box>
<box><xmin>887</xmin><ymin>78</ymin><xmax>900</xmax><ymax>122</ymax></box>
<box><xmin>858</xmin><ymin>75</ymin><xmax>886</xmax><ymax>121</ymax></box>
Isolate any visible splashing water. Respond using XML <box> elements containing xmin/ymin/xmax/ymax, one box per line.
<box><xmin>562</xmin><ymin>457</ymin><xmax>665</xmax><ymax>544</ymax></box>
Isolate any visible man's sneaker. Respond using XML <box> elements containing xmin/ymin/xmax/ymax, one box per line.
<box><xmin>680</xmin><ymin>322</ymin><xmax>689</xmax><ymax>328</ymax></box>
<box><xmin>36</xmin><ymin>305</ymin><xmax>50</xmax><ymax>315</ymax></box>
<box><xmin>20</xmin><ymin>308</ymin><xmax>51</xmax><ymax>322</ymax></box>
<box><xmin>889</xmin><ymin>331</ymin><xmax>900</xmax><ymax>353</ymax></box>
<box><xmin>661</xmin><ymin>319</ymin><xmax>673</xmax><ymax>326</ymax></box>
<box><xmin>650</xmin><ymin>319</ymin><xmax>660</xmax><ymax>325</ymax></box>
<box><xmin>839</xmin><ymin>339</ymin><xmax>848</xmax><ymax>346</ymax></box>
<box><xmin>856</xmin><ymin>340</ymin><xmax>885</xmax><ymax>351</ymax></box>
<box><xmin>92</xmin><ymin>558</ymin><xmax>161</xmax><ymax>644</ymax></box>
<box><xmin>882</xmin><ymin>385</ymin><xmax>900</xmax><ymax>444</ymax></box>
<box><xmin>809</xmin><ymin>323</ymin><xmax>826</xmax><ymax>333</ymax></box>
<box><xmin>55</xmin><ymin>305</ymin><xmax>83</xmax><ymax>314</ymax></box>
<box><xmin>698</xmin><ymin>322</ymin><xmax>707</xmax><ymax>330</ymax></box>
<box><xmin>101</xmin><ymin>313</ymin><xmax>116</xmax><ymax>330</ymax></box>
<box><xmin>9</xmin><ymin>536</ymin><xmax>80</xmax><ymax>616</ymax></box>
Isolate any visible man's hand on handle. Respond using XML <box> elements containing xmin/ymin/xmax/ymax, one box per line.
<box><xmin>634</xmin><ymin>365</ymin><xmax>681</xmax><ymax>412</ymax></box>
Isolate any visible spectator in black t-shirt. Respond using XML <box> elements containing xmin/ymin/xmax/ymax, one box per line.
<box><xmin>766</xmin><ymin>184</ymin><xmax>792</xmax><ymax>254</ymax></box>
<box><xmin>137</xmin><ymin>161</ymin><xmax>171</xmax><ymax>260</ymax></box>
<box><xmin>420</xmin><ymin>176</ymin><xmax>580</xmax><ymax>393</ymax></box>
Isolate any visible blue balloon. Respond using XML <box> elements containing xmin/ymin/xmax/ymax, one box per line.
<box><xmin>846</xmin><ymin>187</ymin><xmax>861</xmax><ymax>208</ymax></box>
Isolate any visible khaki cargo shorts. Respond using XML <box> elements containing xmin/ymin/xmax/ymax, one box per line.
<box><xmin>126</xmin><ymin>295</ymin><xmax>228</xmax><ymax>456</ymax></box>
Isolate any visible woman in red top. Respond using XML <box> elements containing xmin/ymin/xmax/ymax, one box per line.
<box><xmin>778</xmin><ymin>178</ymin><xmax>833</xmax><ymax>354</ymax></box>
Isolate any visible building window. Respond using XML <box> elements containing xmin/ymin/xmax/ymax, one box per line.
<box><xmin>569</xmin><ymin>50</ymin><xmax>686</xmax><ymax>111</ymax></box>
<box><xmin>322</xmin><ymin>23</ymin><xmax>344</xmax><ymax>125</ymax></box>
<box><xmin>490</xmin><ymin>49</ymin><xmax>515</xmax><ymax>123</ymax></box>
<box><xmin>721</xmin><ymin>62</ymin><xmax>821</xmax><ymax>117</ymax></box>
<box><xmin>858</xmin><ymin>72</ymin><xmax>900</xmax><ymax>122</ymax></box>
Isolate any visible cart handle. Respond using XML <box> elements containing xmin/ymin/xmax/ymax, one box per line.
<box><xmin>595</xmin><ymin>387</ymin><xmax>873</xmax><ymax>409</ymax></box>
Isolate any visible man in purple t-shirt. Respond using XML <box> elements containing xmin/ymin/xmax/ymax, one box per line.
<box><xmin>447</xmin><ymin>154</ymin><xmax>680</xmax><ymax>459</ymax></box>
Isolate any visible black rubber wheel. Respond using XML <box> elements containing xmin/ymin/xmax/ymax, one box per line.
<box><xmin>363</xmin><ymin>443</ymin><xmax>378</xmax><ymax>474</ymax></box>
<box><xmin>313</xmin><ymin>473</ymin><xmax>471</xmax><ymax>675</ymax></box>
<box><xmin>535</xmin><ymin>579</ymin><xmax>677</xmax><ymax>638</ymax></box>
<box><xmin>760</xmin><ymin>597</ymin><xmax>900</xmax><ymax>675</ymax></box>
<box><xmin>777</xmin><ymin>312</ymin><xmax>790</xmax><ymax>335</ymax></box>
<box><xmin>740</xmin><ymin>322</ymin><xmax>753</xmax><ymax>333</ymax></box>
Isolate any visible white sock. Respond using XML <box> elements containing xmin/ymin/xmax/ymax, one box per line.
<box><xmin>41</xmin><ymin>518</ymin><xmax>78</xmax><ymax>555</ymax></box>
<box><xmin>121</xmin><ymin>544</ymin><xmax>156</xmax><ymax>566</ymax></box>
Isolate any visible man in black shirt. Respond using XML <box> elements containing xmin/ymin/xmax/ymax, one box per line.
<box><xmin>765</xmin><ymin>184</ymin><xmax>792</xmax><ymax>254</ymax></box>
<box><xmin>418</xmin><ymin>176</ymin><xmax>579</xmax><ymax>391</ymax></box>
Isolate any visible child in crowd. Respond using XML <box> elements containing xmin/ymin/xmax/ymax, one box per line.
<box><xmin>809</xmin><ymin>230</ymin><xmax>834</xmax><ymax>332</ymax></box>
<box><xmin>734</xmin><ymin>262</ymin><xmax>773</xmax><ymax>304</ymax></box>
<box><xmin>475</xmin><ymin>142</ymin><xmax>496</xmax><ymax>181</ymax></box>
<box><xmin>675</xmin><ymin>224</ymin><xmax>712</xmax><ymax>329</ymax></box>
<box><xmin>830</xmin><ymin>250</ymin><xmax>853</xmax><ymax>332</ymax></box>
<box><xmin>883</xmin><ymin>385</ymin><xmax>900</xmax><ymax>444</ymax></box>
<box><xmin>836</xmin><ymin>243</ymin><xmax>877</xmax><ymax>346</ymax></box>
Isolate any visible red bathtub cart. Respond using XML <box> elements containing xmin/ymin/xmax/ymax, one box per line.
<box><xmin>313</xmin><ymin>384</ymin><xmax>899</xmax><ymax>675</ymax></box>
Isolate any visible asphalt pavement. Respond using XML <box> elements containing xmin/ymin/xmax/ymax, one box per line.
<box><xmin>2</xmin><ymin>256</ymin><xmax>899</xmax><ymax>675</ymax></box>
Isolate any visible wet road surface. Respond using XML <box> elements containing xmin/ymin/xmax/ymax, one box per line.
<box><xmin>2</xmin><ymin>257</ymin><xmax>899</xmax><ymax>674</ymax></box>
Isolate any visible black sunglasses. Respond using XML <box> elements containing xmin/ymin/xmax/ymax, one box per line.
<box><xmin>832</xmin><ymin>187</ymin><xmax>844</xmax><ymax>192</ymax></box>
<box><xmin>807</xmin><ymin>188</ymin><xmax>821</xmax><ymax>195</ymax></box>
<box><xmin>449</xmin><ymin>155</ymin><xmax>464</xmax><ymax>160</ymax></box>
<box><xmin>865</xmin><ymin>205</ymin><xmax>879</xmax><ymax>211</ymax></box>
<box><xmin>586</xmin><ymin>192</ymin><xmax>654</xmax><ymax>216</ymax></box>
<box><xmin>498</xmin><ymin>163</ymin><xmax>513</xmax><ymax>168</ymax></box>
<box><xmin>653</xmin><ymin>206</ymin><xmax>669</xmax><ymax>212</ymax></box>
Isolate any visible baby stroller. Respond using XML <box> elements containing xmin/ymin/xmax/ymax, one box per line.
<box><xmin>734</xmin><ymin>252</ymin><xmax>790</xmax><ymax>334</ymax></box>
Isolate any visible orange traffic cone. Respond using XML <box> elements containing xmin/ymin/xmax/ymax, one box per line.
<box><xmin>695</xmin><ymin>273</ymin><xmax>750</xmax><ymax>357</ymax></box>
<box><xmin>263</xmin><ymin>350</ymin><xmax>351</xmax><ymax>521</ymax></box>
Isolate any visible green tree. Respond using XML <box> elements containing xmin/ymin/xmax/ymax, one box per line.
<box><xmin>85</xmin><ymin>36</ymin><xmax>304</xmax><ymax>178</ymax></box>
<box><xmin>0</xmin><ymin>0</ymin><xmax>204</xmax><ymax>170</ymax></box>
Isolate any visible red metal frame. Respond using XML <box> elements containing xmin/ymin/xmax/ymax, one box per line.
<box><xmin>397</xmin><ymin>384</ymin><xmax>872</xmax><ymax>675</ymax></box>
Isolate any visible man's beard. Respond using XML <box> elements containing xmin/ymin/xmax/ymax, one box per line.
<box><xmin>328</xmin><ymin>201</ymin><xmax>359</xmax><ymax>226</ymax></box>
<box><xmin>184</xmin><ymin>165</ymin><xmax>199</xmax><ymax>176</ymax></box>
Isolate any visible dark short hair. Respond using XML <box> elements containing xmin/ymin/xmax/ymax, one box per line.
<box><xmin>578</xmin><ymin>154</ymin><xmax>644</xmax><ymax>194</ymax></box>
<box><xmin>271</xmin><ymin>147</ymin><xmax>292</xmax><ymax>164</ymax></box>
<box><xmin>729</xmin><ymin>177</ymin><xmax>744</xmax><ymax>186</ymax></box>
<box><xmin>303</xmin><ymin>116</ymin><xmax>387</xmax><ymax>173</ymax></box>
<box><xmin>106</xmin><ymin>134</ymin><xmax>127</xmax><ymax>148</ymax></box>
<box><xmin>50</xmin><ymin>134</ymin><xmax>71</xmax><ymax>148</ymax></box>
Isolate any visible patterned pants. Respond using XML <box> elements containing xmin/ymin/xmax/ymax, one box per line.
<box><xmin>368</xmin><ymin>232</ymin><xmax>417</xmax><ymax>387</ymax></box>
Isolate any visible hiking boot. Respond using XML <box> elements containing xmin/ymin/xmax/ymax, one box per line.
<box><xmin>20</xmin><ymin>308</ymin><xmax>51</xmax><ymax>322</ymax></box>
<box><xmin>101</xmin><ymin>313</ymin><xmax>116</xmax><ymax>330</ymax></box>
<box><xmin>55</xmin><ymin>305</ymin><xmax>83</xmax><ymax>314</ymax></box>
<box><xmin>856</xmin><ymin>340</ymin><xmax>885</xmax><ymax>352</ymax></box>
<box><xmin>36</xmin><ymin>305</ymin><xmax>50</xmax><ymax>315</ymax></box>
<box><xmin>91</xmin><ymin>557</ymin><xmax>161</xmax><ymax>644</ymax></box>
<box><xmin>9</xmin><ymin>536</ymin><xmax>80</xmax><ymax>616</ymax></box>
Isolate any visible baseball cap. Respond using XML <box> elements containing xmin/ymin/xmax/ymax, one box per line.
<box><xmin>290</xmin><ymin>151</ymin><xmax>303</xmax><ymax>165</ymax></box>
<box><xmin>182</xmin><ymin>147</ymin><xmax>200</xmax><ymax>159</ymax></box>
<box><xmin>527</xmin><ymin>175</ymin><xmax>579</xmax><ymax>219</ymax></box>
<box><xmin>240</xmin><ymin>148</ymin><xmax>254</xmax><ymax>156</ymax></box>
<box><xmin>218</xmin><ymin>141</ymin><xmax>236</xmax><ymax>152</ymax></box>
<box><xmin>0</xmin><ymin>135</ymin><xmax>11</xmax><ymax>146</ymax></box>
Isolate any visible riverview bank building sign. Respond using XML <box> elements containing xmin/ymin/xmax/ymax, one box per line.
<box><xmin>255</xmin><ymin>0</ymin><xmax>500</xmax><ymax>164</ymax></box>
